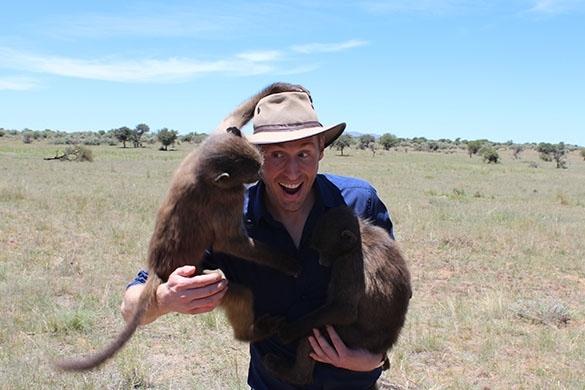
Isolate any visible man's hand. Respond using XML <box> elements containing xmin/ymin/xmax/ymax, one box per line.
<box><xmin>308</xmin><ymin>325</ymin><xmax>384</xmax><ymax>372</ymax></box>
<box><xmin>156</xmin><ymin>265</ymin><xmax>228</xmax><ymax>315</ymax></box>
<box><xmin>121</xmin><ymin>265</ymin><xmax>228</xmax><ymax>325</ymax></box>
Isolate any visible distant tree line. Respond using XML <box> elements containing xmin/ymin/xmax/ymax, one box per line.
<box><xmin>2</xmin><ymin>126</ymin><xmax>583</xmax><ymax>168</ymax></box>
<box><xmin>1</xmin><ymin>125</ymin><xmax>207</xmax><ymax>151</ymax></box>
<box><xmin>329</xmin><ymin>132</ymin><xmax>583</xmax><ymax>168</ymax></box>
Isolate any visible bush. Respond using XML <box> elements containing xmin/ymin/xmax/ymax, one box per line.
<box><xmin>480</xmin><ymin>146</ymin><xmax>500</xmax><ymax>164</ymax></box>
<box><xmin>157</xmin><ymin>128</ymin><xmax>178</xmax><ymax>151</ymax></box>
<box><xmin>467</xmin><ymin>140</ymin><xmax>483</xmax><ymax>157</ymax></box>
<box><xmin>0</xmin><ymin>129</ymin><xmax>5</xmax><ymax>137</ymax></box>
<box><xmin>379</xmin><ymin>133</ymin><xmax>399</xmax><ymax>150</ymax></box>
<box><xmin>45</xmin><ymin>145</ymin><xmax>94</xmax><ymax>162</ymax></box>
<box><xmin>331</xmin><ymin>134</ymin><xmax>354</xmax><ymax>156</ymax></box>
<box><xmin>580</xmin><ymin>148</ymin><xmax>585</xmax><ymax>161</ymax></box>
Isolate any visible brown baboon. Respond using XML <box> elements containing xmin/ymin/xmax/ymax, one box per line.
<box><xmin>263</xmin><ymin>205</ymin><xmax>412</xmax><ymax>385</ymax></box>
<box><xmin>56</xmin><ymin>82</ymin><xmax>307</xmax><ymax>371</ymax></box>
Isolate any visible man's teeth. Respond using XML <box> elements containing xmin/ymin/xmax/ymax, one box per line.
<box><xmin>280</xmin><ymin>183</ymin><xmax>301</xmax><ymax>189</ymax></box>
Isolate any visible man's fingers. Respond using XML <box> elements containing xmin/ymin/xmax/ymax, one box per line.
<box><xmin>312</xmin><ymin>328</ymin><xmax>340</xmax><ymax>361</ymax></box>
<box><xmin>187</xmin><ymin>283</ymin><xmax>227</xmax><ymax>302</ymax></box>
<box><xmin>308</xmin><ymin>335</ymin><xmax>326</xmax><ymax>359</ymax></box>
<box><xmin>175</xmin><ymin>265</ymin><xmax>197</xmax><ymax>277</ymax></box>
<box><xmin>173</xmin><ymin>270</ymin><xmax>227</xmax><ymax>292</ymax></box>
<box><xmin>325</xmin><ymin>325</ymin><xmax>346</xmax><ymax>354</ymax></box>
<box><xmin>186</xmin><ymin>288</ymin><xmax>227</xmax><ymax>313</ymax></box>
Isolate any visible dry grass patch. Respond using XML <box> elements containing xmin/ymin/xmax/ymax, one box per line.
<box><xmin>1</xmin><ymin>140</ymin><xmax>584</xmax><ymax>388</ymax></box>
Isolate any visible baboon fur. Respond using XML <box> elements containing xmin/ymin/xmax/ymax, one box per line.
<box><xmin>56</xmin><ymin>82</ymin><xmax>307</xmax><ymax>371</ymax></box>
<box><xmin>264</xmin><ymin>205</ymin><xmax>412</xmax><ymax>385</ymax></box>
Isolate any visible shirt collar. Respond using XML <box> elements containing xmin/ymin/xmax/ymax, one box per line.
<box><xmin>245</xmin><ymin>174</ymin><xmax>345</xmax><ymax>226</ymax></box>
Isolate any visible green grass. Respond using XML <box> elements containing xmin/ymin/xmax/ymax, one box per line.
<box><xmin>1</xmin><ymin>139</ymin><xmax>584</xmax><ymax>389</ymax></box>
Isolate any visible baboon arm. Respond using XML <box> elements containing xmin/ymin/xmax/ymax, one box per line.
<box><xmin>215</xmin><ymin>235</ymin><xmax>300</xmax><ymax>276</ymax></box>
<box><xmin>279</xmin><ymin>303</ymin><xmax>356</xmax><ymax>344</ymax></box>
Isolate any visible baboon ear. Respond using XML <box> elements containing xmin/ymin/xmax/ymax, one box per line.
<box><xmin>214</xmin><ymin>172</ymin><xmax>231</xmax><ymax>183</ymax></box>
<box><xmin>341</xmin><ymin>229</ymin><xmax>357</xmax><ymax>244</ymax></box>
<box><xmin>226</xmin><ymin>127</ymin><xmax>242</xmax><ymax>137</ymax></box>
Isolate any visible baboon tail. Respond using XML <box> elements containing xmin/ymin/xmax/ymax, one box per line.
<box><xmin>213</xmin><ymin>82</ymin><xmax>310</xmax><ymax>134</ymax></box>
<box><xmin>54</xmin><ymin>277</ymin><xmax>159</xmax><ymax>371</ymax></box>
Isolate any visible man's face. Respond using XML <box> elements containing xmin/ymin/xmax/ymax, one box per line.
<box><xmin>260</xmin><ymin>136</ymin><xmax>324</xmax><ymax>216</ymax></box>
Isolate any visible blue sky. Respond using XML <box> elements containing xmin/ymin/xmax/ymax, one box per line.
<box><xmin>1</xmin><ymin>1</ymin><xmax>584</xmax><ymax>145</ymax></box>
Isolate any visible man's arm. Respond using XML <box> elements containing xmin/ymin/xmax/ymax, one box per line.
<box><xmin>120</xmin><ymin>265</ymin><xmax>228</xmax><ymax>325</ymax></box>
<box><xmin>308</xmin><ymin>326</ymin><xmax>385</xmax><ymax>372</ymax></box>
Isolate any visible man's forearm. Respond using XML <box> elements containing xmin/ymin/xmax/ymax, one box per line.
<box><xmin>120</xmin><ymin>284</ymin><xmax>168</xmax><ymax>325</ymax></box>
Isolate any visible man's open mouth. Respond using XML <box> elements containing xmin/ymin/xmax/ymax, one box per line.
<box><xmin>279</xmin><ymin>182</ymin><xmax>302</xmax><ymax>195</ymax></box>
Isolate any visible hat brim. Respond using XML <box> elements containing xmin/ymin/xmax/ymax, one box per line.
<box><xmin>247</xmin><ymin>122</ymin><xmax>346</xmax><ymax>148</ymax></box>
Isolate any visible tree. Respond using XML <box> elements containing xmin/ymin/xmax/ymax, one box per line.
<box><xmin>537</xmin><ymin>142</ymin><xmax>567</xmax><ymax>168</ymax></box>
<box><xmin>480</xmin><ymin>146</ymin><xmax>500</xmax><ymax>164</ymax></box>
<box><xmin>331</xmin><ymin>134</ymin><xmax>353</xmax><ymax>156</ymax></box>
<box><xmin>115</xmin><ymin>126</ymin><xmax>132</xmax><ymax>148</ymax></box>
<box><xmin>512</xmin><ymin>145</ymin><xmax>523</xmax><ymax>159</ymax></box>
<box><xmin>157</xmin><ymin>128</ymin><xmax>178</xmax><ymax>151</ymax></box>
<box><xmin>379</xmin><ymin>133</ymin><xmax>399</xmax><ymax>151</ymax></box>
<box><xmin>131</xmin><ymin>123</ymin><xmax>150</xmax><ymax>148</ymax></box>
<box><xmin>467</xmin><ymin>140</ymin><xmax>483</xmax><ymax>158</ymax></box>
<box><xmin>180</xmin><ymin>131</ymin><xmax>208</xmax><ymax>144</ymax></box>
<box><xmin>357</xmin><ymin>134</ymin><xmax>375</xmax><ymax>150</ymax></box>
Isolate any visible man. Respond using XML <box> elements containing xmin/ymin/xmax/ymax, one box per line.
<box><xmin>122</xmin><ymin>88</ymin><xmax>394</xmax><ymax>389</ymax></box>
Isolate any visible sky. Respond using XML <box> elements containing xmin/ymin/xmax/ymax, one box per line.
<box><xmin>1</xmin><ymin>1</ymin><xmax>584</xmax><ymax>146</ymax></box>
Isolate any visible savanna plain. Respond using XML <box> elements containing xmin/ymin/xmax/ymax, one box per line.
<box><xmin>0</xmin><ymin>138</ymin><xmax>584</xmax><ymax>389</ymax></box>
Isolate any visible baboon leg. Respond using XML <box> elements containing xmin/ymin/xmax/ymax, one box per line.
<box><xmin>217</xmin><ymin>235</ymin><xmax>300</xmax><ymax>276</ymax></box>
<box><xmin>279</xmin><ymin>303</ymin><xmax>356</xmax><ymax>344</ymax></box>
<box><xmin>263</xmin><ymin>338</ymin><xmax>315</xmax><ymax>385</ymax></box>
<box><xmin>220</xmin><ymin>283</ymin><xmax>255</xmax><ymax>341</ymax></box>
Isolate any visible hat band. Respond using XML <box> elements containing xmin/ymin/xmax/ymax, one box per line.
<box><xmin>254</xmin><ymin>121</ymin><xmax>322</xmax><ymax>133</ymax></box>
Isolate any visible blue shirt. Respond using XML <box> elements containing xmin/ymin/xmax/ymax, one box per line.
<box><xmin>129</xmin><ymin>173</ymin><xmax>394</xmax><ymax>389</ymax></box>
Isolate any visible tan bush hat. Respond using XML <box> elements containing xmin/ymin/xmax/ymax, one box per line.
<box><xmin>247</xmin><ymin>91</ymin><xmax>346</xmax><ymax>147</ymax></box>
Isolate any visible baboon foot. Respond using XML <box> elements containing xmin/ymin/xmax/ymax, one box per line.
<box><xmin>252</xmin><ymin>314</ymin><xmax>285</xmax><ymax>340</ymax></box>
<box><xmin>263</xmin><ymin>353</ymin><xmax>312</xmax><ymax>385</ymax></box>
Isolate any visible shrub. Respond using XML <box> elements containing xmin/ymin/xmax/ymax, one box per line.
<box><xmin>331</xmin><ymin>134</ymin><xmax>354</xmax><ymax>156</ymax></box>
<box><xmin>157</xmin><ymin>128</ymin><xmax>178</xmax><ymax>151</ymax></box>
<box><xmin>480</xmin><ymin>146</ymin><xmax>500</xmax><ymax>163</ymax></box>
<box><xmin>45</xmin><ymin>145</ymin><xmax>94</xmax><ymax>162</ymax></box>
<box><xmin>537</xmin><ymin>142</ymin><xmax>566</xmax><ymax>168</ymax></box>
<box><xmin>379</xmin><ymin>133</ymin><xmax>399</xmax><ymax>150</ymax></box>
<box><xmin>466</xmin><ymin>140</ymin><xmax>483</xmax><ymax>157</ymax></box>
<box><xmin>580</xmin><ymin>148</ymin><xmax>585</xmax><ymax>161</ymax></box>
<box><xmin>357</xmin><ymin>134</ymin><xmax>375</xmax><ymax>150</ymax></box>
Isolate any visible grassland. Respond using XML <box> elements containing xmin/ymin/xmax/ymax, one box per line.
<box><xmin>1</xmin><ymin>138</ymin><xmax>584</xmax><ymax>389</ymax></box>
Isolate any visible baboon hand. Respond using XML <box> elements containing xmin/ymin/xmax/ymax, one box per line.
<box><xmin>278</xmin><ymin>322</ymin><xmax>308</xmax><ymax>344</ymax></box>
<box><xmin>253</xmin><ymin>314</ymin><xmax>286</xmax><ymax>340</ymax></box>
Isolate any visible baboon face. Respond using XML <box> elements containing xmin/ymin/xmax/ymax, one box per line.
<box><xmin>311</xmin><ymin>205</ymin><xmax>360</xmax><ymax>265</ymax></box>
<box><xmin>206</xmin><ymin>132</ymin><xmax>264</xmax><ymax>189</ymax></box>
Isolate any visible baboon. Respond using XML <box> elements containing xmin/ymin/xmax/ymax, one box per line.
<box><xmin>263</xmin><ymin>205</ymin><xmax>412</xmax><ymax>385</ymax></box>
<box><xmin>56</xmin><ymin>82</ymin><xmax>307</xmax><ymax>371</ymax></box>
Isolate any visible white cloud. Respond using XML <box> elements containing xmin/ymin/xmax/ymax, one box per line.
<box><xmin>0</xmin><ymin>47</ymin><xmax>275</xmax><ymax>83</ymax></box>
<box><xmin>529</xmin><ymin>0</ymin><xmax>585</xmax><ymax>13</ymax></box>
<box><xmin>0</xmin><ymin>76</ymin><xmax>38</xmax><ymax>91</ymax></box>
<box><xmin>236</xmin><ymin>50</ymin><xmax>284</xmax><ymax>62</ymax></box>
<box><xmin>291</xmin><ymin>39</ymin><xmax>368</xmax><ymax>54</ymax></box>
<box><xmin>42</xmin><ymin>8</ymin><xmax>239</xmax><ymax>39</ymax></box>
<box><xmin>360</xmin><ymin>0</ymin><xmax>463</xmax><ymax>14</ymax></box>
